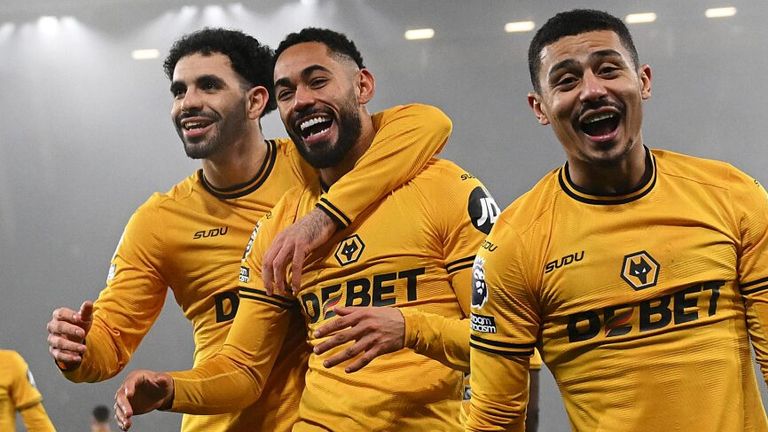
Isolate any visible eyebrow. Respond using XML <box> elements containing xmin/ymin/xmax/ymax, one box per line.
<box><xmin>274</xmin><ymin>64</ymin><xmax>332</xmax><ymax>89</ymax></box>
<box><xmin>170</xmin><ymin>74</ymin><xmax>225</xmax><ymax>92</ymax></box>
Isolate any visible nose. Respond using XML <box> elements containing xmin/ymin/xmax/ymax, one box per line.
<box><xmin>579</xmin><ymin>70</ymin><xmax>608</xmax><ymax>102</ymax></box>
<box><xmin>292</xmin><ymin>85</ymin><xmax>316</xmax><ymax>112</ymax></box>
<box><xmin>179</xmin><ymin>88</ymin><xmax>203</xmax><ymax>112</ymax></box>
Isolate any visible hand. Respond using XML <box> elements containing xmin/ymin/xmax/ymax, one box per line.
<box><xmin>46</xmin><ymin>301</ymin><xmax>94</xmax><ymax>369</ymax></box>
<box><xmin>262</xmin><ymin>208</ymin><xmax>336</xmax><ymax>296</ymax></box>
<box><xmin>313</xmin><ymin>306</ymin><xmax>405</xmax><ymax>373</ymax></box>
<box><xmin>114</xmin><ymin>369</ymin><xmax>174</xmax><ymax>431</ymax></box>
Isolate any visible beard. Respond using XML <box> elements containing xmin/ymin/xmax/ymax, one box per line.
<box><xmin>288</xmin><ymin>98</ymin><xmax>362</xmax><ymax>169</ymax></box>
<box><xmin>175</xmin><ymin>102</ymin><xmax>246</xmax><ymax>160</ymax></box>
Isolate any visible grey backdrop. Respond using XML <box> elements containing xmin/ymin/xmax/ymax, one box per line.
<box><xmin>1</xmin><ymin>0</ymin><xmax>766</xmax><ymax>430</ymax></box>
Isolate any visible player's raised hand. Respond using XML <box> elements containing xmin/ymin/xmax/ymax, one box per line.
<box><xmin>262</xmin><ymin>208</ymin><xmax>336</xmax><ymax>296</ymax></box>
<box><xmin>312</xmin><ymin>306</ymin><xmax>405</xmax><ymax>373</ymax></box>
<box><xmin>114</xmin><ymin>369</ymin><xmax>174</xmax><ymax>431</ymax></box>
<box><xmin>46</xmin><ymin>300</ymin><xmax>94</xmax><ymax>369</ymax></box>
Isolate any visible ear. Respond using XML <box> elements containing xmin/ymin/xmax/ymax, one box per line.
<box><xmin>356</xmin><ymin>69</ymin><xmax>375</xmax><ymax>105</ymax></box>
<box><xmin>246</xmin><ymin>86</ymin><xmax>269</xmax><ymax>120</ymax></box>
<box><xmin>528</xmin><ymin>92</ymin><xmax>550</xmax><ymax>125</ymax></box>
<box><xmin>639</xmin><ymin>64</ymin><xmax>652</xmax><ymax>100</ymax></box>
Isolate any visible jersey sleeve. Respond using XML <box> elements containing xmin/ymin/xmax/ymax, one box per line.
<box><xmin>465</xmin><ymin>218</ymin><xmax>540</xmax><ymax>432</ymax></box>
<box><xmin>19</xmin><ymin>404</ymin><xmax>56</xmax><ymax>432</ymax></box>
<box><xmin>10</xmin><ymin>353</ymin><xmax>43</xmax><ymax>410</ymax></box>
<box><xmin>315</xmin><ymin>103</ymin><xmax>451</xmax><ymax>228</ymax></box>
<box><xmin>169</xmin><ymin>197</ymin><xmax>299</xmax><ymax>414</ymax></box>
<box><xmin>62</xmin><ymin>199</ymin><xmax>168</xmax><ymax>383</ymax></box>
<box><xmin>402</xmin><ymin>169</ymin><xmax>494</xmax><ymax>372</ymax></box>
<box><xmin>732</xmin><ymin>170</ymin><xmax>768</xmax><ymax>382</ymax></box>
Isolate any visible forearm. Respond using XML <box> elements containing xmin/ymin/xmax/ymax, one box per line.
<box><xmin>60</xmin><ymin>323</ymin><xmax>126</xmax><ymax>382</ymax></box>
<box><xmin>319</xmin><ymin>104</ymin><xmax>451</xmax><ymax>227</ymax></box>
<box><xmin>19</xmin><ymin>403</ymin><xmax>56</xmax><ymax>431</ymax></box>
<box><xmin>169</xmin><ymin>346</ymin><xmax>268</xmax><ymax>414</ymax></box>
<box><xmin>401</xmin><ymin>308</ymin><xmax>469</xmax><ymax>372</ymax></box>
<box><xmin>465</xmin><ymin>349</ymin><xmax>530</xmax><ymax>432</ymax></box>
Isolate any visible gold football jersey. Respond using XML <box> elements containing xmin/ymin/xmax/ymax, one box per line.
<box><xmin>0</xmin><ymin>350</ymin><xmax>56</xmax><ymax>432</ymax></box>
<box><xmin>170</xmin><ymin>158</ymin><xmax>493</xmax><ymax>431</ymax></box>
<box><xmin>467</xmin><ymin>148</ymin><xmax>768</xmax><ymax>432</ymax></box>
<box><xmin>61</xmin><ymin>104</ymin><xmax>451</xmax><ymax>432</ymax></box>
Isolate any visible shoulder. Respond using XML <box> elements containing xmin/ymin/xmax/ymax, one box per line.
<box><xmin>372</xmin><ymin>103</ymin><xmax>451</xmax><ymax>129</ymax></box>
<box><xmin>496</xmin><ymin>167</ymin><xmax>561</xmax><ymax>233</ymax></box>
<box><xmin>653</xmin><ymin>148</ymin><xmax>752</xmax><ymax>189</ymax></box>
<box><xmin>0</xmin><ymin>350</ymin><xmax>25</xmax><ymax>371</ymax></box>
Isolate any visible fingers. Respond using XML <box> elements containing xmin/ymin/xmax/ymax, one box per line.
<box><xmin>270</xmin><ymin>245</ymin><xmax>292</xmax><ymax>296</ymax></box>
<box><xmin>321</xmin><ymin>333</ymin><xmax>374</xmax><ymax>369</ymax></box>
<box><xmin>343</xmin><ymin>343</ymin><xmax>381</xmax><ymax>373</ymax></box>
<box><xmin>47</xmin><ymin>333</ymin><xmax>86</xmax><ymax>363</ymax></box>
<box><xmin>114</xmin><ymin>383</ymin><xmax>135</xmax><ymax>430</ymax></box>
<box><xmin>290</xmin><ymin>244</ymin><xmax>306</xmax><ymax>294</ymax></box>
<box><xmin>77</xmin><ymin>300</ymin><xmax>94</xmax><ymax>324</ymax></box>
<box><xmin>261</xmin><ymin>239</ymin><xmax>278</xmax><ymax>296</ymax></box>
<box><xmin>313</xmin><ymin>308</ymin><xmax>363</xmax><ymax>339</ymax></box>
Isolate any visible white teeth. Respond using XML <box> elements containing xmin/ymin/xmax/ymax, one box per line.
<box><xmin>584</xmin><ymin>113</ymin><xmax>616</xmax><ymax>124</ymax></box>
<box><xmin>308</xmin><ymin>127</ymin><xmax>330</xmax><ymax>137</ymax></box>
<box><xmin>183</xmin><ymin>121</ymin><xmax>207</xmax><ymax>130</ymax></box>
<box><xmin>300</xmin><ymin>116</ymin><xmax>330</xmax><ymax>131</ymax></box>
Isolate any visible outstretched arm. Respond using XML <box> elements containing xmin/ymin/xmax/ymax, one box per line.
<box><xmin>48</xmin><ymin>203</ymin><xmax>168</xmax><ymax>383</ymax></box>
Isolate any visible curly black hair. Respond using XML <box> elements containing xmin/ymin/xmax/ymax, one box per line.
<box><xmin>164</xmin><ymin>28</ymin><xmax>276</xmax><ymax>114</ymax></box>
<box><xmin>528</xmin><ymin>9</ymin><xmax>640</xmax><ymax>93</ymax></box>
<box><xmin>274</xmin><ymin>27</ymin><xmax>365</xmax><ymax>69</ymax></box>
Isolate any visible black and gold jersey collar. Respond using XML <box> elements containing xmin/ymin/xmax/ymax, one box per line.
<box><xmin>199</xmin><ymin>139</ymin><xmax>278</xmax><ymax>199</ymax></box>
<box><xmin>558</xmin><ymin>147</ymin><xmax>656</xmax><ymax>205</ymax></box>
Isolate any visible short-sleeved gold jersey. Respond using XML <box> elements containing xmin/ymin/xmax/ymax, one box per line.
<box><xmin>0</xmin><ymin>350</ymin><xmax>56</xmax><ymax>432</ymax></box>
<box><xmin>60</xmin><ymin>104</ymin><xmax>452</xmax><ymax>432</ymax></box>
<box><xmin>467</xmin><ymin>148</ymin><xmax>768</xmax><ymax>432</ymax></box>
<box><xmin>169</xmin><ymin>159</ymin><xmax>493</xmax><ymax>431</ymax></box>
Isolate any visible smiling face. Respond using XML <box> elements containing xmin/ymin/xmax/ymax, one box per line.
<box><xmin>529</xmin><ymin>30</ymin><xmax>651</xmax><ymax>168</ymax></box>
<box><xmin>273</xmin><ymin>42</ymin><xmax>373</xmax><ymax>169</ymax></box>
<box><xmin>170</xmin><ymin>52</ymin><xmax>251</xmax><ymax>159</ymax></box>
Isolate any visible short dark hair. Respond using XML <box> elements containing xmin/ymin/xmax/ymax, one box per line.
<box><xmin>92</xmin><ymin>405</ymin><xmax>110</xmax><ymax>422</ymax></box>
<box><xmin>528</xmin><ymin>9</ymin><xmax>640</xmax><ymax>92</ymax></box>
<box><xmin>274</xmin><ymin>27</ymin><xmax>365</xmax><ymax>69</ymax></box>
<box><xmin>163</xmin><ymin>28</ymin><xmax>276</xmax><ymax>114</ymax></box>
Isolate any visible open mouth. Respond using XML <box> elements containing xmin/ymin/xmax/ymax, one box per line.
<box><xmin>580</xmin><ymin>112</ymin><xmax>620</xmax><ymax>137</ymax></box>
<box><xmin>298</xmin><ymin>114</ymin><xmax>334</xmax><ymax>140</ymax></box>
<box><xmin>180</xmin><ymin>117</ymin><xmax>214</xmax><ymax>133</ymax></box>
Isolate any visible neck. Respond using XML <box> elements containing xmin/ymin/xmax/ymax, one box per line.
<box><xmin>200</xmin><ymin>126</ymin><xmax>268</xmax><ymax>189</ymax></box>
<box><xmin>567</xmin><ymin>141</ymin><xmax>649</xmax><ymax>195</ymax></box>
<box><xmin>318</xmin><ymin>112</ymin><xmax>374</xmax><ymax>187</ymax></box>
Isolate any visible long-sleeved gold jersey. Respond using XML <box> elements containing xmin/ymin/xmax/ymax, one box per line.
<box><xmin>466</xmin><ymin>148</ymin><xmax>768</xmax><ymax>432</ymax></box>
<box><xmin>60</xmin><ymin>104</ymin><xmax>451</xmax><ymax>432</ymax></box>
<box><xmin>168</xmin><ymin>157</ymin><xmax>494</xmax><ymax>431</ymax></box>
<box><xmin>0</xmin><ymin>350</ymin><xmax>56</xmax><ymax>431</ymax></box>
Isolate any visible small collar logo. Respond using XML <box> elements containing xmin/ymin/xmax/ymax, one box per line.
<box><xmin>621</xmin><ymin>251</ymin><xmax>660</xmax><ymax>290</ymax></box>
<box><xmin>334</xmin><ymin>234</ymin><xmax>365</xmax><ymax>266</ymax></box>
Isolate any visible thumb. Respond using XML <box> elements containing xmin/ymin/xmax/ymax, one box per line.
<box><xmin>77</xmin><ymin>301</ymin><xmax>94</xmax><ymax>328</ymax></box>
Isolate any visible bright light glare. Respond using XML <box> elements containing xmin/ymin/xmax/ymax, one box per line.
<box><xmin>301</xmin><ymin>0</ymin><xmax>318</xmax><ymax>5</ymax></box>
<box><xmin>132</xmin><ymin>49</ymin><xmax>160</xmax><ymax>60</ymax></box>
<box><xmin>404</xmin><ymin>28</ymin><xmax>434</xmax><ymax>40</ymax></box>
<box><xmin>0</xmin><ymin>22</ymin><xmax>15</xmax><ymax>41</ymax></box>
<box><xmin>504</xmin><ymin>21</ymin><xmax>535</xmax><ymax>33</ymax></box>
<box><xmin>705</xmin><ymin>7</ymin><xmax>737</xmax><ymax>18</ymax></box>
<box><xmin>38</xmin><ymin>16</ymin><xmax>59</xmax><ymax>34</ymax></box>
<box><xmin>625</xmin><ymin>12</ymin><xmax>657</xmax><ymax>24</ymax></box>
